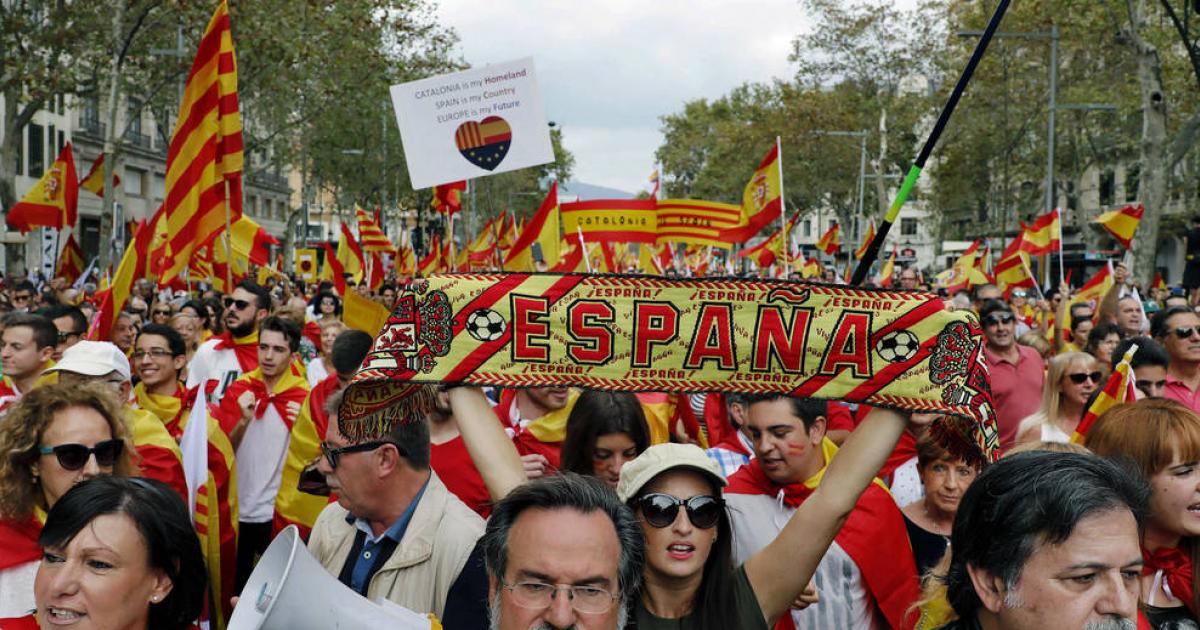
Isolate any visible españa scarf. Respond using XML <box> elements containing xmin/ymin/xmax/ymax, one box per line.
<box><xmin>217</xmin><ymin>367</ymin><xmax>309</xmax><ymax>433</ymax></box>
<box><xmin>213</xmin><ymin>330</ymin><xmax>259</xmax><ymax>373</ymax></box>
<box><xmin>725</xmin><ymin>439</ymin><xmax>922</xmax><ymax>630</ymax></box>
<box><xmin>345</xmin><ymin>273</ymin><xmax>998</xmax><ymax>463</ymax></box>
<box><xmin>1143</xmin><ymin>546</ymin><xmax>1196</xmax><ymax>614</ymax></box>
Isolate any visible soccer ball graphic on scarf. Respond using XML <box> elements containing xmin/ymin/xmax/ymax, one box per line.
<box><xmin>875</xmin><ymin>329</ymin><xmax>920</xmax><ymax>363</ymax></box>
<box><xmin>466</xmin><ymin>308</ymin><xmax>507</xmax><ymax>342</ymax></box>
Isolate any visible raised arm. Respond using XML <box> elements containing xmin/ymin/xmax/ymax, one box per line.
<box><xmin>744</xmin><ymin>407</ymin><xmax>927</xmax><ymax>626</ymax></box>
<box><xmin>1097</xmin><ymin>263</ymin><xmax>1127</xmax><ymax>326</ymax></box>
<box><xmin>447</xmin><ymin>386</ymin><xmax>527</xmax><ymax>501</ymax></box>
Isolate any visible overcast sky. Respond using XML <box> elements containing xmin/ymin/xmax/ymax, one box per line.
<box><xmin>434</xmin><ymin>0</ymin><xmax>812</xmax><ymax>194</ymax></box>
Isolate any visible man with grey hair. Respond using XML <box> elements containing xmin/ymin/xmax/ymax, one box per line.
<box><xmin>481</xmin><ymin>473</ymin><xmax>644</xmax><ymax>630</ymax></box>
<box><xmin>936</xmin><ymin>450</ymin><xmax>1148</xmax><ymax>630</ymax></box>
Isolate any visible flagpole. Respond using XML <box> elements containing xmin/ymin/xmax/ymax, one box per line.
<box><xmin>775</xmin><ymin>136</ymin><xmax>788</xmax><ymax>265</ymax></box>
<box><xmin>851</xmin><ymin>0</ymin><xmax>1012</xmax><ymax>285</ymax></box>
<box><xmin>222</xmin><ymin>181</ymin><xmax>234</xmax><ymax>292</ymax></box>
<box><xmin>1020</xmin><ymin>255</ymin><xmax>1046</xmax><ymax>302</ymax></box>
<box><xmin>1055</xmin><ymin>208</ymin><xmax>1065</xmax><ymax>288</ymax></box>
<box><xmin>576</xmin><ymin>225</ymin><xmax>594</xmax><ymax>273</ymax></box>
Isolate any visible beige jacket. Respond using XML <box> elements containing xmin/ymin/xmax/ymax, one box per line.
<box><xmin>307</xmin><ymin>471</ymin><xmax>485</xmax><ymax>618</ymax></box>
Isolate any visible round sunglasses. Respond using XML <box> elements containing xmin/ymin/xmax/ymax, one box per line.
<box><xmin>635</xmin><ymin>493</ymin><xmax>725</xmax><ymax>529</ymax></box>
<box><xmin>38</xmin><ymin>439</ymin><xmax>124</xmax><ymax>471</ymax></box>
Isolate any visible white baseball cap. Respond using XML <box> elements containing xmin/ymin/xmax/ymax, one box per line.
<box><xmin>45</xmin><ymin>340</ymin><xmax>131</xmax><ymax>382</ymax></box>
<box><xmin>616</xmin><ymin>443</ymin><xmax>726</xmax><ymax>503</ymax></box>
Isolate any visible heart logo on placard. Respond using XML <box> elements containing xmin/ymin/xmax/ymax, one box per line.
<box><xmin>454</xmin><ymin>115</ymin><xmax>512</xmax><ymax>171</ymax></box>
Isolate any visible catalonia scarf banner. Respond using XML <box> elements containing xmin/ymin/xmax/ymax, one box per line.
<box><xmin>345</xmin><ymin>273</ymin><xmax>1000</xmax><ymax>462</ymax></box>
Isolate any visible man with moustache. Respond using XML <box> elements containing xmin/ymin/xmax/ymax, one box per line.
<box><xmin>187</xmin><ymin>280</ymin><xmax>271</xmax><ymax>402</ymax></box>
<box><xmin>724</xmin><ymin>393</ymin><xmax>921</xmax><ymax>630</ymax></box>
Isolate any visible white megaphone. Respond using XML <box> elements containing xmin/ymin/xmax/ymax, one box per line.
<box><xmin>228</xmin><ymin>525</ymin><xmax>436</xmax><ymax>629</ymax></box>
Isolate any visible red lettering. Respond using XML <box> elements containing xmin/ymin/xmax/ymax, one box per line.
<box><xmin>567</xmin><ymin>300</ymin><xmax>615</xmax><ymax>365</ymax></box>
<box><xmin>684</xmin><ymin>304</ymin><xmax>736</xmax><ymax>370</ymax></box>
<box><xmin>818</xmin><ymin>311</ymin><xmax>872</xmax><ymax>378</ymax></box>
<box><xmin>631</xmin><ymin>302</ymin><xmax>679</xmax><ymax>368</ymax></box>
<box><xmin>511</xmin><ymin>295</ymin><xmax>550</xmax><ymax>362</ymax></box>
<box><xmin>751</xmin><ymin>305</ymin><xmax>812</xmax><ymax>373</ymax></box>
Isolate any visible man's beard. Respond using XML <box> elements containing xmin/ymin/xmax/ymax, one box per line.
<box><xmin>1004</xmin><ymin>588</ymin><xmax>1134</xmax><ymax>630</ymax></box>
<box><xmin>488</xmin><ymin>593</ymin><xmax>628</xmax><ymax>630</ymax></box>
<box><xmin>227</xmin><ymin>317</ymin><xmax>256</xmax><ymax>338</ymax></box>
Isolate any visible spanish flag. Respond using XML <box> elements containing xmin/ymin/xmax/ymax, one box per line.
<box><xmin>878</xmin><ymin>247</ymin><xmax>896</xmax><ymax>287</ymax></box>
<box><xmin>800</xmin><ymin>256</ymin><xmax>822</xmax><ymax>279</ymax></box>
<box><xmin>7</xmin><ymin>142</ymin><xmax>77</xmax><ymax>232</ymax></box>
<box><xmin>355</xmin><ymin>205</ymin><xmax>395</xmax><ymax>253</ymax></box>
<box><xmin>417</xmin><ymin>234</ymin><xmax>444</xmax><ymax>276</ymax></box>
<box><xmin>639</xmin><ymin>243</ymin><xmax>674</xmax><ymax>275</ymax></box>
<box><xmin>89</xmin><ymin>210</ymin><xmax>157</xmax><ymax>341</ymax></box>
<box><xmin>160</xmin><ymin>1</ymin><xmax>245</xmax><ymax>284</ymax></box>
<box><xmin>320</xmin><ymin>222</ymin><xmax>363</xmax><ymax>283</ymax></box>
<box><xmin>854</xmin><ymin>220</ymin><xmax>876</xmax><ymax>260</ymax></box>
<box><xmin>431</xmin><ymin>181</ymin><xmax>466</xmax><ymax>215</ymax></box>
<box><xmin>503</xmin><ymin>183</ymin><xmax>560</xmax><ymax>271</ymax></box>
<box><xmin>1092</xmin><ymin>204</ymin><xmax>1144</xmax><ymax>249</ymax></box>
<box><xmin>1071</xmin><ymin>262</ymin><xmax>1115</xmax><ymax>308</ymax></box>
<box><xmin>227</xmin><ymin>215</ymin><xmax>278</xmax><ymax>266</ymax></box>
<box><xmin>79</xmin><ymin>154</ymin><xmax>121</xmax><ymax>197</ymax></box>
<box><xmin>815</xmin><ymin>223</ymin><xmax>841</xmax><ymax>256</ymax></box>
<box><xmin>57</xmin><ymin>234</ymin><xmax>86</xmax><ymax>284</ymax></box>
<box><xmin>1018</xmin><ymin>209</ymin><xmax>1061</xmax><ymax>256</ymax></box>
<box><xmin>994</xmin><ymin>251</ymin><xmax>1035</xmax><ymax>298</ymax></box>
<box><xmin>321</xmin><ymin>242</ymin><xmax>346</xmax><ymax>295</ymax></box>
<box><xmin>1153</xmin><ymin>272</ymin><xmax>1167</xmax><ymax>291</ymax></box>
<box><xmin>1072</xmin><ymin>343</ymin><xmax>1138</xmax><ymax>443</ymax></box>
<box><xmin>717</xmin><ymin>141</ymin><xmax>783</xmax><ymax>243</ymax></box>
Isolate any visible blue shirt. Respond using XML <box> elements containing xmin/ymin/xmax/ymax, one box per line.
<box><xmin>346</xmin><ymin>478</ymin><xmax>429</xmax><ymax>594</ymax></box>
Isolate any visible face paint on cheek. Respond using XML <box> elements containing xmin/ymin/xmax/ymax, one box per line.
<box><xmin>786</xmin><ymin>443</ymin><xmax>807</xmax><ymax>455</ymax></box>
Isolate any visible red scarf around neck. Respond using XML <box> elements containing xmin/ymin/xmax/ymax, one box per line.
<box><xmin>213</xmin><ymin>330</ymin><xmax>259</xmax><ymax>373</ymax></box>
<box><xmin>217</xmin><ymin>368</ymin><xmax>309</xmax><ymax>434</ymax></box>
<box><xmin>1143</xmin><ymin>546</ymin><xmax>1196</xmax><ymax>614</ymax></box>
<box><xmin>725</xmin><ymin>446</ymin><xmax>921</xmax><ymax>630</ymax></box>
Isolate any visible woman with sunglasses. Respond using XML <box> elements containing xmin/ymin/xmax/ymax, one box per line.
<box><xmin>1015</xmin><ymin>351</ymin><xmax>1101</xmax><ymax>445</ymax></box>
<box><xmin>0</xmin><ymin>382</ymin><xmax>135</xmax><ymax>619</ymax></box>
<box><xmin>612</xmin><ymin>407</ymin><xmax>927</xmax><ymax>629</ymax></box>
<box><xmin>148</xmin><ymin>300</ymin><xmax>174</xmax><ymax>326</ymax></box>
<box><xmin>1085</xmin><ymin>399</ymin><xmax>1200</xmax><ymax>629</ymax></box>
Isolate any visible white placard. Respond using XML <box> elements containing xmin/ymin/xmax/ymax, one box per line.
<box><xmin>390</xmin><ymin>57</ymin><xmax>554</xmax><ymax>190</ymax></box>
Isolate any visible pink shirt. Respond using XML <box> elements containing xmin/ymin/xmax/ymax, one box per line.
<box><xmin>984</xmin><ymin>344</ymin><xmax>1046</xmax><ymax>450</ymax></box>
<box><xmin>1164</xmin><ymin>373</ymin><xmax>1200</xmax><ymax>414</ymax></box>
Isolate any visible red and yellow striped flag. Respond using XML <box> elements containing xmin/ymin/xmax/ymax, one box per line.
<box><xmin>854</xmin><ymin>220</ymin><xmax>876</xmax><ymax>260</ymax></box>
<box><xmin>7</xmin><ymin>142</ymin><xmax>78</xmax><ymax>233</ymax></box>
<box><xmin>57</xmin><ymin>234</ymin><xmax>86</xmax><ymax>284</ymax></box>
<box><xmin>418</xmin><ymin>235</ymin><xmax>443</xmax><ymax>275</ymax></box>
<box><xmin>79</xmin><ymin>154</ymin><xmax>120</xmax><ymax>197</ymax></box>
<box><xmin>89</xmin><ymin>208</ymin><xmax>159</xmax><ymax>341</ymax></box>
<box><xmin>878</xmin><ymin>247</ymin><xmax>896</xmax><ymax>287</ymax></box>
<box><xmin>1018</xmin><ymin>209</ymin><xmax>1061</xmax><ymax>256</ymax></box>
<box><xmin>1093</xmin><ymin>204</ymin><xmax>1144</xmax><ymax>249</ymax></box>
<box><xmin>355</xmin><ymin>205</ymin><xmax>395</xmax><ymax>253</ymax></box>
<box><xmin>1072</xmin><ymin>343</ymin><xmax>1139</xmax><ymax>443</ymax></box>
<box><xmin>1153</xmin><ymin>272</ymin><xmax>1167</xmax><ymax>291</ymax></box>
<box><xmin>503</xmin><ymin>183</ymin><xmax>561</xmax><ymax>271</ymax></box>
<box><xmin>160</xmin><ymin>1</ymin><xmax>244</xmax><ymax>283</ymax></box>
<box><xmin>431</xmin><ymin>181</ymin><xmax>466</xmax><ymax>215</ymax></box>
<box><xmin>815</xmin><ymin>223</ymin><xmax>840</xmax><ymax>255</ymax></box>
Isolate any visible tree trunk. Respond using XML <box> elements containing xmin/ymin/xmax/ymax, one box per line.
<box><xmin>0</xmin><ymin>92</ymin><xmax>42</xmax><ymax>211</ymax></box>
<box><xmin>1128</xmin><ymin>0</ymin><xmax>1169</xmax><ymax>286</ymax></box>
<box><xmin>98</xmin><ymin>0</ymin><xmax>127</xmax><ymax>273</ymax></box>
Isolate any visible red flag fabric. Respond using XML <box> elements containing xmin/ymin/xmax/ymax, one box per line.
<box><xmin>7</xmin><ymin>142</ymin><xmax>78</xmax><ymax>232</ymax></box>
<box><xmin>79</xmin><ymin>154</ymin><xmax>121</xmax><ymax>196</ymax></box>
<box><xmin>432</xmin><ymin>181</ymin><xmax>466</xmax><ymax>215</ymax></box>
<box><xmin>322</xmin><ymin>242</ymin><xmax>346</xmax><ymax>295</ymax></box>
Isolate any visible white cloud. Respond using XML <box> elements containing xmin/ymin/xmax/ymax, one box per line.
<box><xmin>434</xmin><ymin>0</ymin><xmax>811</xmax><ymax>192</ymax></box>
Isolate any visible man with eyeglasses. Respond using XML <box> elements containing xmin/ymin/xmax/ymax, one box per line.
<box><xmin>307</xmin><ymin>384</ymin><xmax>489</xmax><ymax>629</ymax></box>
<box><xmin>1152</xmin><ymin>305</ymin><xmax>1200</xmax><ymax>412</ymax></box>
<box><xmin>0</xmin><ymin>313</ymin><xmax>59</xmax><ymax>415</ymax></box>
<box><xmin>187</xmin><ymin>280</ymin><xmax>271</xmax><ymax>403</ymax></box>
<box><xmin>130</xmin><ymin>324</ymin><xmax>192</xmax><ymax>438</ymax></box>
<box><xmin>210</xmin><ymin>316</ymin><xmax>309</xmax><ymax>591</ymax></box>
<box><xmin>979</xmin><ymin>299</ymin><xmax>1046</xmax><ymax>449</ymax></box>
<box><xmin>42</xmin><ymin>340</ymin><xmax>187</xmax><ymax>500</ymax></box>
<box><xmin>43</xmin><ymin>305</ymin><xmax>88</xmax><ymax>362</ymax></box>
<box><xmin>724</xmin><ymin>393</ymin><xmax>920</xmax><ymax>630</ymax></box>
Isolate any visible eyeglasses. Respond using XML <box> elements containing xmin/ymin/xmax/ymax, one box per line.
<box><xmin>11</xmin><ymin>293</ymin><xmax>30</xmax><ymax>302</ymax></box>
<box><xmin>984</xmin><ymin>312</ymin><xmax>1015</xmax><ymax>326</ymax></box>
<box><xmin>38</xmin><ymin>439</ymin><xmax>124</xmax><ymax>471</ymax></box>
<box><xmin>1172</xmin><ymin>327</ymin><xmax>1200</xmax><ymax>339</ymax></box>
<box><xmin>1067</xmin><ymin>371</ymin><xmax>1103</xmax><ymax>385</ymax></box>
<box><xmin>1011</xmin><ymin>290</ymin><xmax>1027</xmax><ymax>298</ymax></box>
<box><xmin>131</xmin><ymin>348</ymin><xmax>177</xmax><ymax>360</ymax></box>
<box><xmin>152</xmin><ymin>309</ymin><xmax>172</xmax><ymax>316</ymax></box>
<box><xmin>319</xmin><ymin>440</ymin><xmax>393</xmax><ymax>469</ymax></box>
<box><xmin>223</xmin><ymin>297</ymin><xmax>252</xmax><ymax>311</ymax></box>
<box><xmin>56</xmin><ymin>330</ymin><xmax>83</xmax><ymax>342</ymax></box>
<box><xmin>635</xmin><ymin>493</ymin><xmax>724</xmax><ymax>529</ymax></box>
<box><xmin>499</xmin><ymin>579</ymin><xmax>618</xmax><ymax>615</ymax></box>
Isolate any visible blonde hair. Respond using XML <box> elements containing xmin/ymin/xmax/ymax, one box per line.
<box><xmin>1004</xmin><ymin>440</ymin><xmax>1091</xmax><ymax>457</ymax></box>
<box><xmin>1017</xmin><ymin>352</ymin><xmax>1097</xmax><ymax>437</ymax></box>
<box><xmin>0</xmin><ymin>382</ymin><xmax>136</xmax><ymax>519</ymax></box>
<box><xmin>1016</xmin><ymin>331</ymin><xmax>1051</xmax><ymax>359</ymax></box>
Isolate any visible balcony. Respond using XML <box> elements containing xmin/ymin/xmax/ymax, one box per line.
<box><xmin>124</xmin><ymin>129</ymin><xmax>151</xmax><ymax>150</ymax></box>
<box><xmin>78</xmin><ymin>116</ymin><xmax>106</xmax><ymax>140</ymax></box>
<box><xmin>247</xmin><ymin>169</ymin><xmax>290</xmax><ymax>192</ymax></box>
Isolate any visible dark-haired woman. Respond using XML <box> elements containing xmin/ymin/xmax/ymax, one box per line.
<box><xmin>28</xmin><ymin>477</ymin><xmax>206</xmax><ymax>630</ymax></box>
<box><xmin>560</xmin><ymin>391</ymin><xmax>651</xmax><ymax>488</ymax></box>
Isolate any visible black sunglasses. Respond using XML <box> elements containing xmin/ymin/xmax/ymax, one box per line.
<box><xmin>635</xmin><ymin>493</ymin><xmax>724</xmax><ymax>529</ymax></box>
<box><xmin>320</xmin><ymin>440</ymin><xmax>393</xmax><ymax>469</ymax></box>
<box><xmin>1173</xmin><ymin>326</ymin><xmax>1200</xmax><ymax>339</ymax></box>
<box><xmin>56</xmin><ymin>330</ymin><xmax>83</xmax><ymax>341</ymax></box>
<box><xmin>223</xmin><ymin>297</ymin><xmax>252</xmax><ymax>311</ymax></box>
<box><xmin>984</xmin><ymin>312</ymin><xmax>1015</xmax><ymax>325</ymax></box>
<box><xmin>1067</xmin><ymin>371</ymin><xmax>1103</xmax><ymax>385</ymax></box>
<box><xmin>38</xmin><ymin>439</ymin><xmax>124</xmax><ymax>471</ymax></box>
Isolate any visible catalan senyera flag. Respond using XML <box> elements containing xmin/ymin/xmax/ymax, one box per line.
<box><xmin>79</xmin><ymin>154</ymin><xmax>121</xmax><ymax>197</ymax></box>
<box><xmin>1072</xmin><ymin>343</ymin><xmax>1139</xmax><ymax>444</ymax></box>
<box><xmin>1018</xmin><ymin>209</ymin><xmax>1061</xmax><ymax>256</ymax></box>
<box><xmin>294</xmin><ymin>248</ymin><xmax>317</xmax><ymax>282</ymax></box>
<box><xmin>355</xmin><ymin>205</ymin><xmax>395</xmax><ymax>253</ymax></box>
<box><xmin>815</xmin><ymin>223</ymin><xmax>841</xmax><ymax>256</ymax></box>
<box><xmin>57</xmin><ymin>234</ymin><xmax>86</xmax><ymax>284</ymax></box>
<box><xmin>1093</xmin><ymin>204</ymin><xmax>1144</xmax><ymax>249</ymax></box>
<box><xmin>89</xmin><ymin>211</ymin><xmax>157</xmax><ymax>341</ymax></box>
<box><xmin>655</xmin><ymin>199</ymin><xmax>742</xmax><ymax>247</ymax></box>
<box><xmin>503</xmin><ymin>183</ymin><xmax>560</xmax><ymax>271</ymax></box>
<box><xmin>193</xmin><ymin>415</ymin><xmax>238</xmax><ymax>626</ymax></box>
<box><xmin>7</xmin><ymin>142</ymin><xmax>78</xmax><ymax>232</ymax></box>
<box><xmin>878</xmin><ymin>247</ymin><xmax>897</xmax><ymax>287</ymax></box>
<box><xmin>854</xmin><ymin>221</ymin><xmax>876</xmax><ymax>260</ymax></box>
<box><xmin>717</xmin><ymin>142</ymin><xmax>783</xmax><ymax>243</ymax></box>
<box><xmin>560</xmin><ymin>199</ymin><xmax>658</xmax><ymax>243</ymax></box>
<box><xmin>432</xmin><ymin>180</ymin><xmax>466</xmax><ymax>215</ymax></box>
<box><xmin>160</xmin><ymin>1</ymin><xmax>244</xmax><ymax>284</ymax></box>
<box><xmin>395</xmin><ymin>245</ymin><xmax>416</xmax><ymax>276</ymax></box>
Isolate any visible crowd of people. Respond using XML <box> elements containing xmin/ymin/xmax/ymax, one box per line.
<box><xmin>0</xmin><ymin>260</ymin><xmax>1197</xmax><ymax>630</ymax></box>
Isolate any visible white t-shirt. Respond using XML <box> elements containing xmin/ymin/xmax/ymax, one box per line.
<box><xmin>305</xmin><ymin>357</ymin><xmax>329</xmax><ymax>388</ymax></box>
<box><xmin>0</xmin><ymin>561</ymin><xmax>38</xmax><ymax>617</ymax></box>
<box><xmin>187</xmin><ymin>338</ymin><xmax>250</xmax><ymax>403</ymax></box>
<box><xmin>233</xmin><ymin>401</ymin><xmax>291</xmax><ymax>523</ymax></box>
